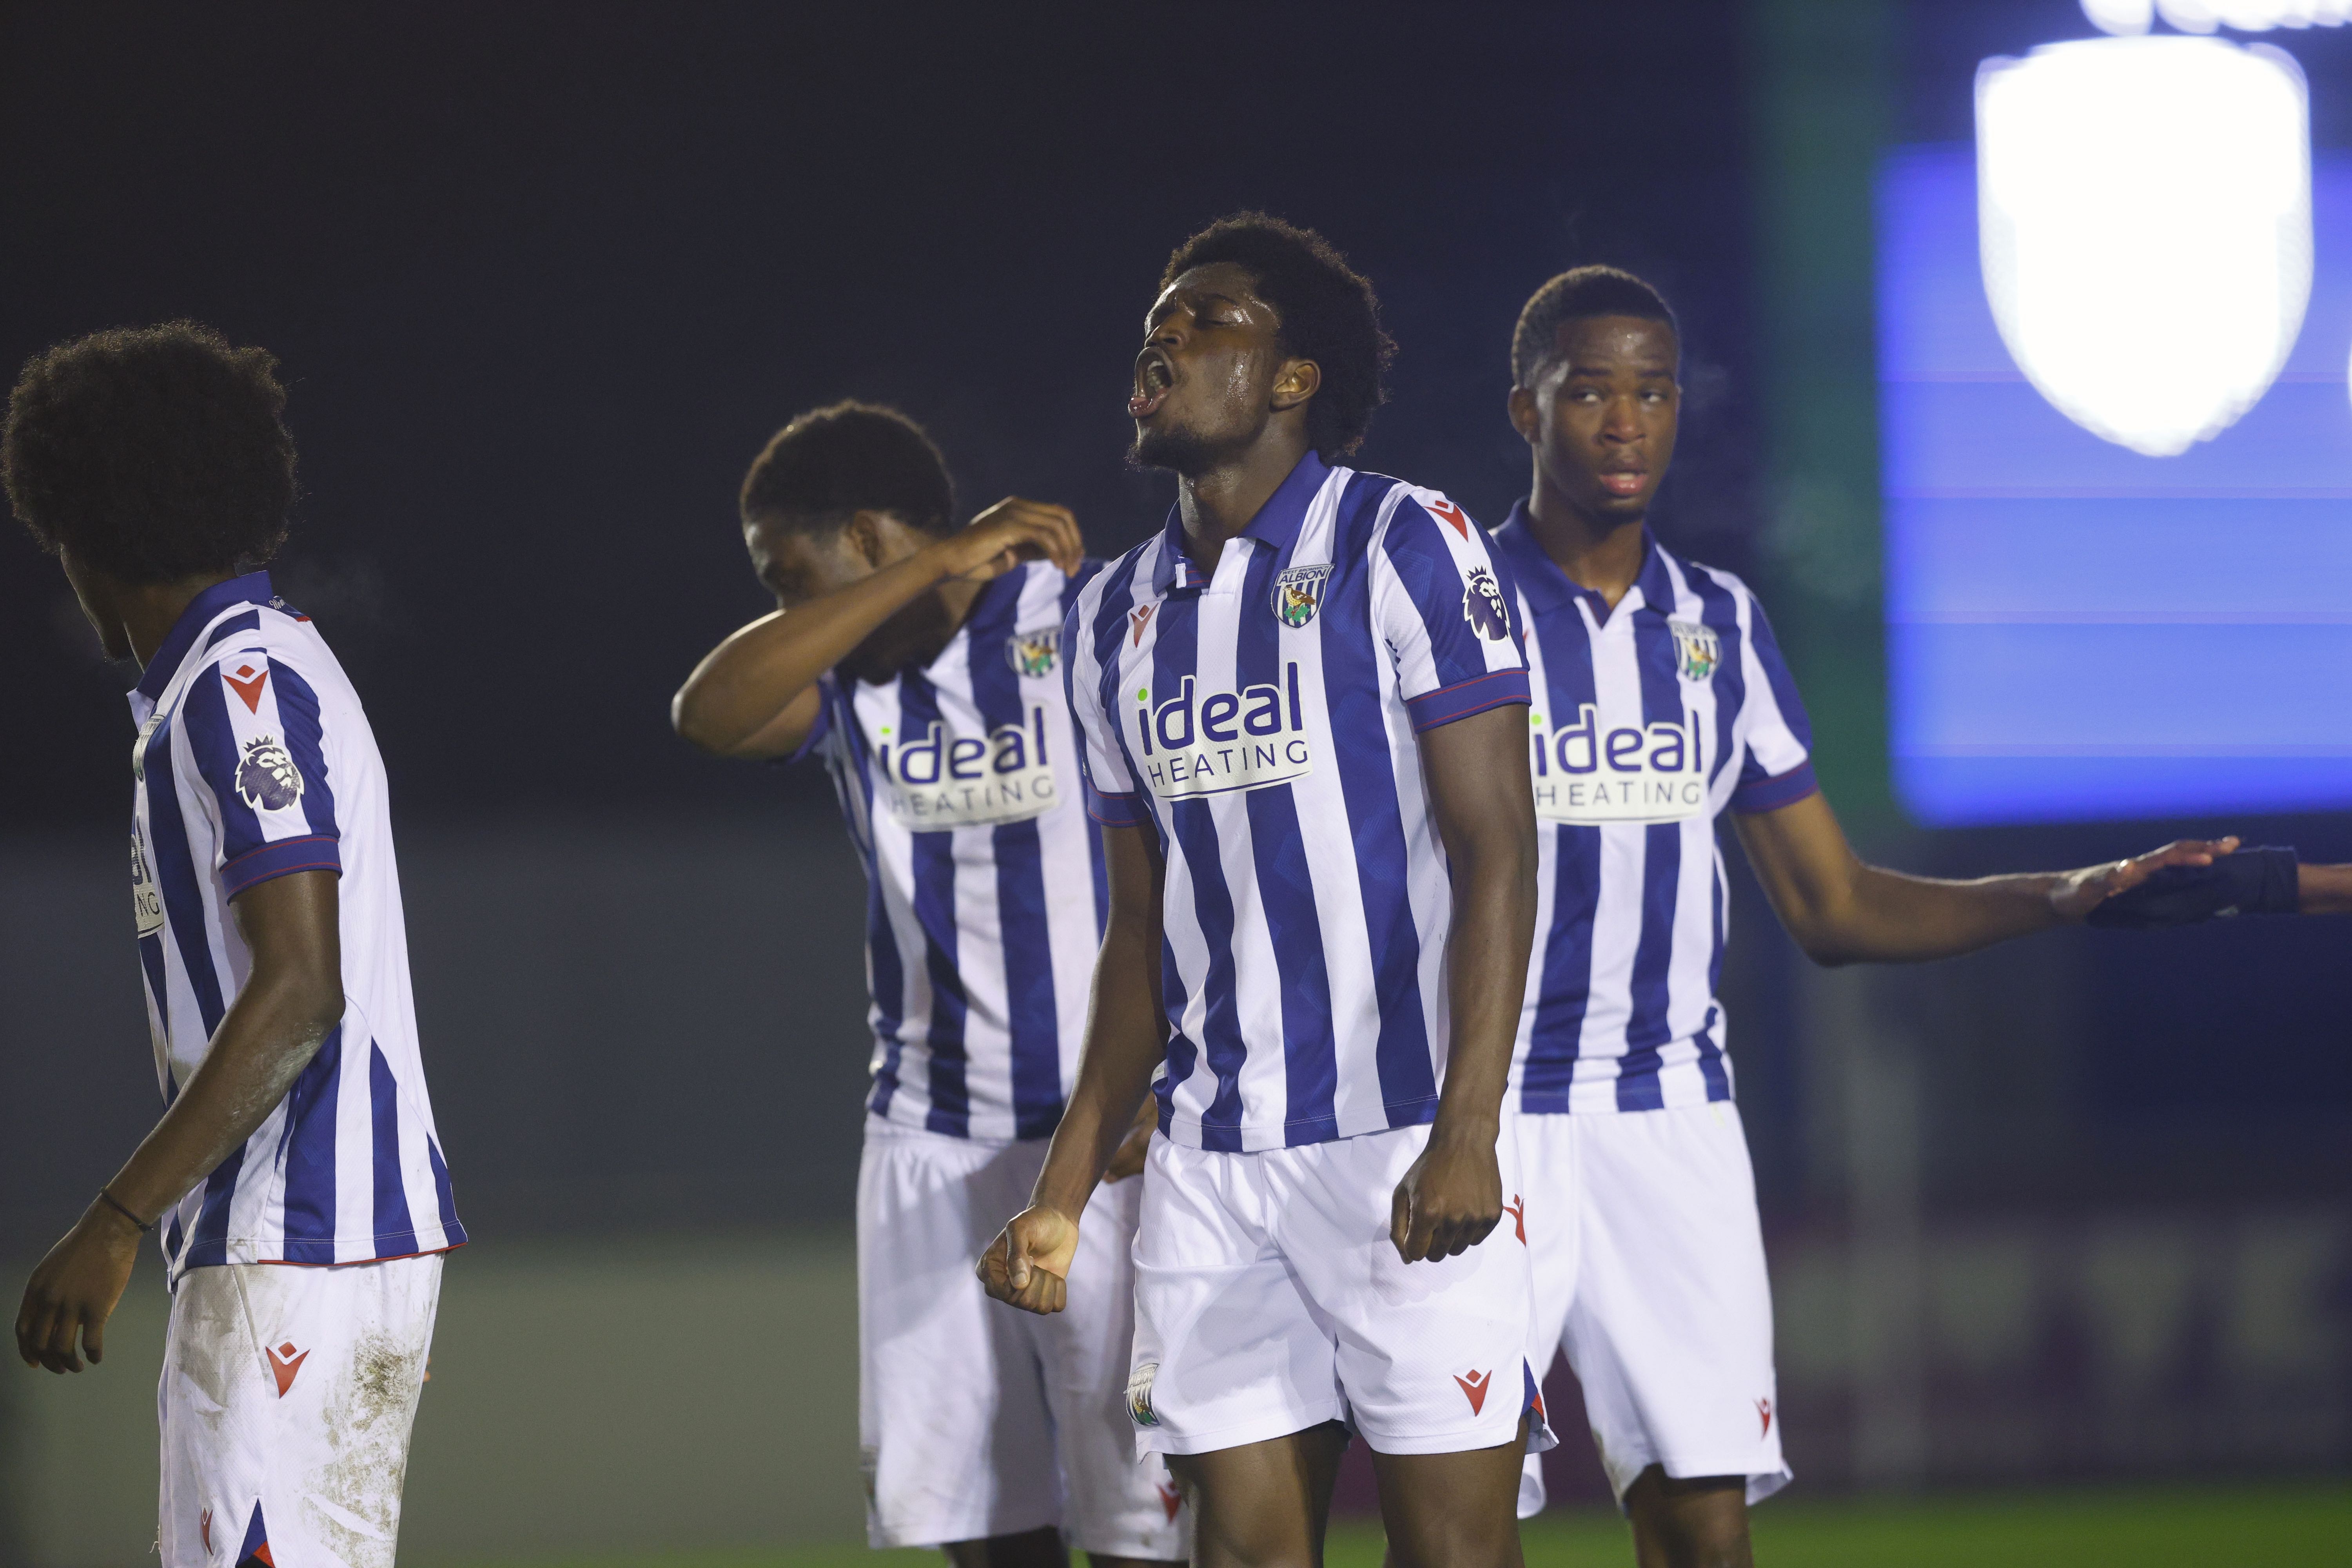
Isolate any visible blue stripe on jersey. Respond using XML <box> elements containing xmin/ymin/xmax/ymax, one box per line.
<box><xmin>964</xmin><ymin>569</ymin><xmax>1066</xmax><ymax>1138</ymax></box>
<box><xmin>1333</xmin><ymin>475</ymin><xmax>1438</xmax><ymax>1121</ymax></box>
<box><xmin>1617</xmin><ymin>608</ymin><xmax>1688</xmax><ymax>1112</ymax></box>
<box><xmin>143</xmin><ymin>711</ymin><xmax>227</xmax><ymax>1039</ymax></box>
<box><xmin>1524</xmin><ymin>601</ymin><xmax>1603</xmax><ymax>1108</ymax></box>
<box><xmin>1060</xmin><ymin>569</ymin><xmax>1116</xmax><ymax>935</ymax></box>
<box><xmin>427</xmin><ymin>1133</ymin><xmax>465</xmax><ymax>1243</ymax></box>
<box><xmin>1693</xmin><ymin>1006</ymin><xmax>1731</xmax><ymax>1100</ymax></box>
<box><xmin>182</xmin><ymin>671</ymin><xmax>268</xmax><ymax>860</ymax></box>
<box><xmin>837</xmin><ymin>684</ymin><xmax>909</xmax><ymax>1120</ymax></box>
<box><xmin>370</xmin><ymin>1041</ymin><xmax>419</xmax><ymax>1252</ymax></box>
<box><xmin>1235</xmin><ymin>542</ymin><xmax>1338</xmax><ymax>1145</ymax></box>
<box><xmin>269</xmin><ymin>659</ymin><xmax>341</xmax><ymax>841</ymax></box>
<box><xmin>895</xmin><ymin>671</ymin><xmax>974</xmax><ymax>1136</ymax></box>
<box><xmin>277</xmin><ymin>1025</ymin><xmax>343</xmax><ymax>1263</ymax></box>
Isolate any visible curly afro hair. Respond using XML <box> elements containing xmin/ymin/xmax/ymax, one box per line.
<box><xmin>4</xmin><ymin>321</ymin><xmax>297</xmax><ymax>585</ymax></box>
<box><xmin>1511</xmin><ymin>267</ymin><xmax>1679</xmax><ymax>389</ymax></box>
<box><xmin>740</xmin><ymin>400</ymin><xmax>955</xmax><ymax>538</ymax></box>
<box><xmin>1160</xmin><ymin>213</ymin><xmax>1395</xmax><ymax>462</ymax></box>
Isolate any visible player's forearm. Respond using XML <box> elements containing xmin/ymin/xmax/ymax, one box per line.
<box><xmin>1033</xmin><ymin>936</ymin><xmax>1165</xmax><ymax>1217</ymax></box>
<box><xmin>2298</xmin><ymin>863</ymin><xmax>2352</xmax><ymax>914</ymax></box>
<box><xmin>1806</xmin><ymin>864</ymin><xmax>2062</xmax><ymax>965</ymax></box>
<box><xmin>102</xmin><ymin>964</ymin><xmax>342</xmax><ymax>1223</ymax></box>
<box><xmin>672</xmin><ymin>548</ymin><xmax>951</xmax><ymax>753</ymax></box>
<box><xmin>1430</xmin><ymin>824</ymin><xmax>1537</xmax><ymax>1139</ymax></box>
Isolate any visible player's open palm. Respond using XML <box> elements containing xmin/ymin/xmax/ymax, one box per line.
<box><xmin>1390</xmin><ymin>1127</ymin><xmax>1504</xmax><ymax>1264</ymax></box>
<box><xmin>2050</xmin><ymin>835</ymin><xmax>2240</xmax><ymax>922</ymax></box>
<box><xmin>978</xmin><ymin>1204</ymin><xmax>1079</xmax><ymax>1315</ymax></box>
<box><xmin>934</xmin><ymin>498</ymin><xmax>1083</xmax><ymax>584</ymax></box>
<box><xmin>16</xmin><ymin>1205</ymin><xmax>140</xmax><ymax>1374</ymax></box>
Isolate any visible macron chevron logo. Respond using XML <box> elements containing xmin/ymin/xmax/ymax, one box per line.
<box><xmin>1454</xmin><ymin>1368</ymin><xmax>1491</xmax><ymax>1414</ymax></box>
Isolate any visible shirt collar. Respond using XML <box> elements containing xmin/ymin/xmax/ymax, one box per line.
<box><xmin>1149</xmin><ymin>451</ymin><xmax>1331</xmax><ymax>597</ymax></box>
<box><xmin>134</xmin><ymin>570</ymin><xmax>275</xmax><ymax>702</ymax></box>
<box><xmin>1490</xmin><ymin>501</ymin><xmax>1675</xmax><ymax>622</ymax></box>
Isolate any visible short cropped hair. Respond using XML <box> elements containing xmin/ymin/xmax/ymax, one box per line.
<box><xmin>4</xmin><ymin>322</ymin><xmax>297</xmax><ymax>584</ymax></box>
<box><xmin>740</xmin><ymin>400</ymin><xmax>955</xmax><ymax>537</ymax></box>
<box><xmin>1161</xmin><ymin>213</ymin><xmax>1395</xmax><ymax>461</ymax></box>
<box><xmin>1511</xmin><ymin>267</ymin><xmax>1680</xmax><ymax>388</ymax></box>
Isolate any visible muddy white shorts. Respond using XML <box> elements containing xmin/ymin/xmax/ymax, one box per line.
<box><xmin>1515</xmin><ymin>1100</ymin><xmax>1790</xmax><ymax>1514</ymax></box>
<box><xmin>1128</xmin><ymin>1120</ymin><xmax>1554</xmax><ymax>1460</ymax></box>
<box><xmin>858</xmin><ymin>1118</ymin><xmax>1186</xmax><ymax>1558</ymax></box>
<box><xmin>158</xmin><ymin>1252</ymin><xmax>443</xmax><ymax>1568</ymax></box>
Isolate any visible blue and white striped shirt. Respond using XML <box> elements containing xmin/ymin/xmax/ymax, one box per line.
<box><xmin>1491</xmin><ymin>506</ymin><xmax>1817</xmax><ymax>1116</ymax></box>
<box><xmin>800</xmin><ymin>560</ymin><xmax>1108</xmax><ymax>1142</ymax></box>
<box><xmin>1065</xmin><ymin>454</ymin><xmax>1532</xmax><ymax>1152</ymax></box>
<box><xmin>128</xmin><ymin>573</ymin><xmax>464</xmax><ymax>1284</ymax></box>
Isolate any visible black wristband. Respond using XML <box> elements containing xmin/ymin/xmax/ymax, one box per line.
<box><xmin>98</xmin><ymin>1188</ymin><xmax>156</xmax><ymax>1233</ymax></box>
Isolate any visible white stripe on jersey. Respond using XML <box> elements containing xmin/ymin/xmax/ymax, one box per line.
<box><xmin>127</xmin><ymin>573</ymin><xmax>462</xmax><ymax>1283</ymax></box>
<box><xmin>1064</xmin><ymin>454</ymin><xmax>1532</xmax><ymax>1152</ymax></box>
<box><xmin>803</xmin><ymin>560</ymin><xmax>1106</xmax><ymax>1143</ymax></box>
<box><xmin>1492</xmin><ymin>507</ymin><xmax>1816</xmax><ymax>1117</ymax></box>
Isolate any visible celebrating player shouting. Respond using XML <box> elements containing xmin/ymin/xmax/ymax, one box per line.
<box><xmin>9</xmin><ymin>325</ymin><xmax>463</xmax><ymax>1566</ymax></box>
<box><xmin>980</xmin><ymin>215</ymin><xmax>1549</xmax><ymax>1568</ymax></box>
<box><xmin>672</xmin><ymin>403</ymin><xmax>1186</xmax><ymax>1567</ymax></box>
<box><xmin>1490</xmin><ymin>267</ymin><xmax>2292</xmax><ymax>1568</ymax></box>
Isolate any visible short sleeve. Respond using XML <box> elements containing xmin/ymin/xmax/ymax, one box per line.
<box><xmin>1062</xmin><ymin>584</ymin><xmax>1148</xmax><ymax>827</ymax></box>
<box><xmin>1371</xmin><ymin>491</ymin><xmax>1532</xmax><ymax>732</ymax></box>
<box><xmin>1728</xmin><ymin>592</ymin><xmax>1820</xmax><ymax>815</ymax></box>
<box><xmin>181</xmin><ymin>651</ymin><xmax>343</xmax><ymax>895</ymax></box>
<box><xmin>786</xmin><ymin>676</ymin><xmax>842</xmax><ymax>767</ymax></box>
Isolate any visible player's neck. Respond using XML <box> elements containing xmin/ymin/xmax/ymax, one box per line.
<box><xmin>1174</xmin><ymin>427</ymin><xmax>1312</xmax><ymax>572</ymax></box>
<box><xmin>1524</xmin><ymin>486</ymin><xmax>1645</xmax><ymax>611</ymax></box>
<box><xmin>121</xmin><ymin>572</ymin><xmax>240</xmax><ymax>671</ymax></box>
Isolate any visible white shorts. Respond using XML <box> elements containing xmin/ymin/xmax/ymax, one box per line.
<box><xmin>1516</xmin><ymin>1101</ymin><xmax>1790</xmax><ymax>1514</ymax></box>
<box><xmin>858</xmin><ymin>1120</ymin><xmax>1186</xmax><ymax>1557</ymax></box>
<box><xmin>159</xmin><ymin>1252</ymin><xmax>443</xmax><ymax>1568</ymax></box>
<box><xmin>1129</xmin><ymin>1121</ymin><xmax>1554</xmax><ymax>1459</ymax></box>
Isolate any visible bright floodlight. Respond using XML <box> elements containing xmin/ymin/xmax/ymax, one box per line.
<box><xmin>1978</xmin><ymin>38</ymin><xmax>2311</xmax><ymax>457</ymax></box>
<box><xmin>2090</xmin><ymin>0</ymin><xmax>2352</xmax><ymax>30</ymax></box>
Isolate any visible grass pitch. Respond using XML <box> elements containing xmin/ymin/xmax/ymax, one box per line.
<box><xmin>467</xmin><ymin>1480</ymin><xmax>2350</xmax><ymax>1567</ymax></box>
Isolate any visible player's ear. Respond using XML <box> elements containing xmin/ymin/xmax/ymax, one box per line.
<box><xmin>1270</xmin><ymin>357</ymin><xmax>1321</xmax><ymax>414</ymax></box>
<box><xmin>1507</xmin><ymin>385</ymin><xmax>1540</xmax><ymax>446</ymax></box>
<box><xmin>843</xmin><ymin>510</ymin><xmax>889</xmax><ymax>570</ymax></box>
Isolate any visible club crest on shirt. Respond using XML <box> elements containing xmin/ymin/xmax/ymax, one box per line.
<box><xmin>234</xmin><ymin>735</ymin><xmax>305</xmax><ymax>813</ymax></box>
<box><xmin>1462</xmin><ymin>566</ymin><xmax>1510</xmax><ymax>641</ymax></box>
<box><xmin>1005</xmin><ymin>626</ymin><xmax>1061</xmax><ymax>678</ymax></box>
<box><xmin>1668</xmin><ymin>618</ymin><xmax>1721</xmax><ymax>682</ymax></box>
<box><xmin>1270</xmin><ymin>563</ymin><xmax>1331</xmax><ymax>629</ymax></box>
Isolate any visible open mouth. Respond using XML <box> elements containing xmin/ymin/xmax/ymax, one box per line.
<box><xmin>1599</xmin><ymin>468</ymin><xmax>1648</xmax><ymax>497</ymax></box>
<box><xmin>1129</xmin><ymin>348</ymin><xmax>1174</xmax><ymax>419</ymax></box>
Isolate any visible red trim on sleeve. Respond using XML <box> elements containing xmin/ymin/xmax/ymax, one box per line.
<box><xmin>220</xmin><ymin>835</ymin><xmax>343</xmax><ymax>896</ymax></box>
<box><xmin>1730</xmin><ymin>760</ymin><xmax>1820</xmax><ymax>816</ymax></box>
<box><xmin>1085</xmin><ymin>784</ymin><xmax>1151</xmax><ymax>828</ymax></box>
<box><xmin>1404</xmin><ymin>669</ymin><xmax>1532</xmax><ymax>733</ymax></box>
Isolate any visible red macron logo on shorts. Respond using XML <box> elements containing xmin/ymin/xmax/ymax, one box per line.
<box><xmin>1454</xmin><ymin>1368</ymin><xmax>1491</xmax><ymax>1414</ymax></box>
<box><xmin>1156</xmin><ymin>1483</ymin><xmax>1181</xmax><ymax>1521</ymax></box>
<box><xmin>1503</xmin><ymin>1194</ymin><xmax>1525</xmax><ymax>1243</ymax></box>
<box><xmin>1757</xmin><ymin>1397</ymin><xmax>1773</xmax><ymax>1437</ymax></box>
<box><xmin>200</xmin><ymin>1509</ymin><xmax>213</xmax><ymax>1552</ymax></box>
<box><xmin>267</xmin><ymin>1340</ymin><xmax>309</xmax><ymax>1397</ymax></box>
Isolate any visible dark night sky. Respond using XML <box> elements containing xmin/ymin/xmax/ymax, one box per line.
<box><xmin>0</xmin><ymin>1</ymin><xmax>1762</xmax><ymax>826</ymax></box>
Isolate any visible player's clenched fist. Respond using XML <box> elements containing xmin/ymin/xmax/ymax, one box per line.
<box><xmin>1389</xmin><ymin>1123</ymin><xmax>1504</xmax><ymax>1264</ymax></box>
<box><xmin>978</xmin><ymin>1205</ymin><xmax>1080</xmax><ymax>1315</ymax></box>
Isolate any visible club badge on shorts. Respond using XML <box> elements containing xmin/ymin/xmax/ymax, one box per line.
<box><xmin>1462</xmin><ymin>566</ymin><xmax>1510</xmax><ymax>641</ymax></box>
<box><xmin>1005</xmin><ymin>626</ymin><xmax>1060</xmax><ymax>677</ymax></box>
<box><xmin>1126</xmin><ymin>1360</ymin><xmax>1161</xmax><ymax>1427</ymax></box>
<box><xmin>1668</xmin><ymin>618</ymin><xmax>1721</xmax><ymax>682</ymax></box>
<box><xmin>1271</xmin><ymin>564</ymin><xmax>1331</xmax><ymax>629</ymax></box>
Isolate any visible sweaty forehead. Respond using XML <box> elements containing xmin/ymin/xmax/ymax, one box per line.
<box><xmin>1151</xmin><ymin>262</ymin><xmax>1271</xmax><ymax>323</ymax></box>
<box><xmin>1550</xmin><ymin>314</ymin><xmax>1679</xmax><ymax>376</ymax></box>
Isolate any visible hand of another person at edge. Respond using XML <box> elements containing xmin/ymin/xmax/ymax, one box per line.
<box><xmin>16</xmin><ymin>1200</ymin><xmax>142</xmax><ymax>1374</ymax></box>
<box><xmin>929</xmin><ymin>498</ymin><xmax>1083</xmax><ymax>584</ymax></box>
<box><xmin>2049</xmin><ymin>836</ymin><xmax>2239</xmax><ymax>923</ymax></box>
<box><xmin>978</xmin><ymin>1205</ymin><xmax>1080</xmax><ymax>1314</ymax></box>
<box><xmin>1390</xmin><ymin>1123</ymin><xmax>1504</xmax><ymax>1264</ymax></box>
<box><xmin>1102</xmin><ymin>1095</ymin><xmax>1159</xmax><ymax>1183</ymax></box>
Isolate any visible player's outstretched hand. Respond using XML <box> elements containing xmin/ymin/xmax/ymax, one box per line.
<box><xmin>928</xmin><ymin>498</ymin><xmax>1083</xmax><ymax>585</ymax></box>
<box><xmin>1390</xmin><ymin>1122</ymin><xmax>1503</xmax><ymax>1264</ymax></box>
<box><xmin>2080</xmin><ymin>842</ymin><xmax>2303</xmax><ymax>929</ymax></box>
<box><xmin>977</xmin><ymin>1204</ymin><xmax>1079</xmax><ymax>1315</ymax></box>
<box><xmin>2048</xmin><ymin>837</ymin><xmax>2240</xmax><ymax>924</ymax></box>
<box><xmin>15</xmin><ymin>1199</ymin><xmax>141</xmax><ymax>1375</ymax></box>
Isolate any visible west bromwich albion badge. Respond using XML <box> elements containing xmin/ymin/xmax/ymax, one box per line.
<box><xmin>1667</xmin><ymin>618</ymin><xmax>1721</xmax><ymax>682</ymax></box>
<box><xmin>1005</xmin><ymin>626</ymin><xmax>1060</xmax><ymax>677</ymax></box>
<box><xmin>1271</xmin><ymin>564</ymin><xmax>1331</xmax><ymax>629</ymax></box>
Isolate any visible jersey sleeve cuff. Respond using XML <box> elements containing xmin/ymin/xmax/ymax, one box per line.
<box><xmin>1404</xmin><ymin>669</ymin><xmax>1531</xmax><ymax>733</ymax></box>
<box><xmin>1085</xmin><ymin>783</ymin><xmax>1150</xmax><ymax>828</ymax></box>
<box><xmin>1730</xmin><ymin>760</ymin><xmax>1820</xmax><ymax>815</ymax></box>
<box><xmin>220</xmin><ymin>835</ymin><xmax>343</xmax><ymax>896</ymax></box>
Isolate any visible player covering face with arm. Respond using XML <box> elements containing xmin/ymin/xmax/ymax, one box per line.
<box><xmin>1493</xmin><ymin>267</ymin><xmax>2345</xmax><ymax>1568</ymax></box>
<box><xmin>673</xmin><ymin>404</ymin><xmax>1183</xmax><ymax>1568</ymax></box>
<box><xmin>980</xmin><ymin>215</ymin><xmax>1543</xmax><ymax>1568</ymax></box>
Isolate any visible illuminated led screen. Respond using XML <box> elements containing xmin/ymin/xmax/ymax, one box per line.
<box><xmin>1880</xmin><ymin>145</ymin><xmax>2352</xmax><ymax>826</ymax></box>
